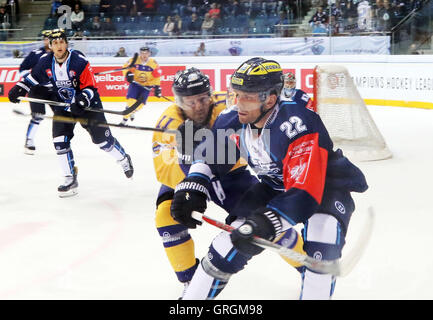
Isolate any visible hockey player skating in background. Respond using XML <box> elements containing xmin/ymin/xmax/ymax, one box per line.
<box><xmin>8</xmin><ymin>29</ymin><xmax>134</xmax><ymax>198</ymax></box>
<box><xmin>120</xmin><ymin>47</ymin><xmax>162</xmax><ymax>125</ymax></box>
<box><xmin>152</xmin><ymin>67</ymin><xmax>305</xmax><ymax>296</ymax></box>
<box><xmin>19</xmin><ymin>29</ymin><xmax>52</xmax><ymax>155</ymax></box>
<box><xmin>170</xmin><ymin>58</ymin><xmax>368</xmax><ymax>299</ymax></box>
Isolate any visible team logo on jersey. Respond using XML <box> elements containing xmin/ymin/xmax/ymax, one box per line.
<box><xmin>69</xmin><ymin>70</ymin><xmax>76</xmax><ymax>77</ymax></box>
<box><xmin>335</xmin><ymin>201</ymin><xmax>346</xmax><ymax>214</ymax></box>
<box><xmin>289</xmin><ymin>161</ymin><xmax>307</xmax><ymax>182</ymax></box>
<box><xmin>45</xmin><ymin>69</ymin><xmax>52</xmax><ymax>77</ymax></box>
<box><xmin>58</xmin><ymin>87</ymin><xmax>75</xmax><ymax>102</ymax></box>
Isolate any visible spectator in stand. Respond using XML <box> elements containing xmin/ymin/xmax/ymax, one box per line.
<box><xmin>357</xmin><ymin>0</ymin><xmax>372</xmax><ymax>31</ymax></box>
<box><xmin>163</xmin><ymin>16</ymin><xmax>175</xmax><ymax>36</ymax></box>
<box><xmin>68</xmin><ymin>0</ymin><xmax>83</xmax><ymax>10</ymax></box>
<box><xmin>329</xmin><ymin>14</ymin><xmax>343</xmax><ymax>35</ymax></box>
<box><xmin>186</xmin><ymin>12</ymin><xmax>201</xmax><ymax>35</ymax></box>
<box><xmin>201</xmin><ymin>12</ymin><xmax>214</xmax><ymax>36</ymax></box>
<box><xmin>377</xmin><ymin>0</ymin><xmax>392</xmax><ymax>32</ymax></box>
<box><xmin>309</xmin><ymin>6</ymin><xmax>328</xmax><ymax>27</ymax></box>
<box><xmin>115</xmin><ymin>47</ymin><xmax>127</xmax><ymax>57</ymax></box>
<box><xmin>71</xmin><ymin>4</ymin><xmax>84</xmax><ymax>36</ymax></box>
<box><xmin>208</xmin><ymin>2</ymin><xmax>220</xmax><ymax>19</ymax></box>
<box><xmin>99</xmin><ymin>0</ymin><xmax>114</xmax><ymax>17</ymax></box>
<box><xmin>0</xmin><ymin>6</ymin><xmax>10</xmax><ymax>40</ymax></box>
<box><xmin>138</xmin><ymin>0</ymin><xmax>157</xmax><ymax>14</ymax></box>
<box><xmin>51</xmin><ymin>1</ymin><xmax>62</xmax><ymax>17</ymax></box>
<box><xmin>90</xmin><ymin>15</ymin><xmax>102</xmax><ymax>35</ymax></box>
<box><xmin>232</xmin><ymin>0</ymin><xmax>245</xmax><ymax>17</ymax></box>
<box><xmin>113</xmin><ymin>0</ymin><xmax>131</xmax><ymax>16</ymax></box>
<box><xmin>101</xmin><ymin>16</ymin><xmax>115</xmax><ymax>36</ymax></box>
<box><xmin>345</xmin><ymin>0</ymin><xmax>358</xmax><ymax>19</ymax></box>
<box><xmin>172</xmin><ymin>14</ymin><xmax>182</xmax><ymax>36</ymax></box>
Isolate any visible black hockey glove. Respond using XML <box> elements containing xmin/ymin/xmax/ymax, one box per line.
<box><xmin>230</xmin><ymin>208</ymin><xmax>283</xmax><ymax>256</ymax></box>
<box><xmin>125</xmin><ymin>71</ymin><xmax>134</xmax><ymax>83</ymax></box>
<box><xmin>175</xmin><ymin>120</ymin><xmax>203</xmax><ymax>164</ymax></box>
<box><xmin>171</xmin><ymin>175</ymin><xmax>210</xmax><ymax>229</ymax></box>
<box><xmin>70</xmin><ymin>92</ymin><xmax>91</xmax><ymax>116</ymax></box>
<box><xmin>8</xmin><ymin>82</ymin><xmax>30</xmax><ymax>103</ymax></box>
<box><xmin>154</xmin><ymin>85</ymin><xmax>162</xmax><ymax>98</ymax></box>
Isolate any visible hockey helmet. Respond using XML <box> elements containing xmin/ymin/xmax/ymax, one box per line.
<box><xmin>41</xmin><ymin>29</ymin><xmax>52</xmax><ymax>39</ymax></box>
<box><xmin>172</xmin><ymin>67</ymin><xmax>211</xmax><ymax>98</ymax></box>
<box><xmin>49</xmin><ymin>28</ymin><xmax>67</xmax><ymax>43</ymax></box>
<box><xmin>283</xmin><ymin>72</ymin><xmax>296</xmax><ymax>89</ymax></box>
<box><xmin>231</xmin><ymin>57</ymin><xmax>283</xmax><ymax>96</ymax></box>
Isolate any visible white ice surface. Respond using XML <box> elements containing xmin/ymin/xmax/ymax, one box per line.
<box><xmin>0</xmin><ymin>101</ymin><xmax>432</xmax><ymax>300</ymax></box>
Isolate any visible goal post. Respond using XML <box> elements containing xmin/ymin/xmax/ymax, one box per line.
<box><xmin>312</xmin><ymin>64</ymin><xmax>392</xmax><ymax>161</ymax></box>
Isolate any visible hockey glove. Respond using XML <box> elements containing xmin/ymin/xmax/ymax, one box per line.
<box><xmin>8</xmin><ymin>82</ymin><xmax>30</xmax><ymax>103</ymax></box>
<box><xmin>70</xmin><ymin>92</ymin><xmax>91</xmax><ymax>116</ymax></box>
<box><xmin>171</xmin><ymin>176</ymin><xmax>210</xmax><ymax>229</ymax></box>
<box><xmin>154</xmin><ymin>85</ymin><xmax>162</xmax><ymax>98</ymax></box>
<box><xmin>125</xmin><ymin>72</ymin><xmax>134</xmax><ymax>84</ymax></box>
<box><xmin>231</xmin><ymin>208</ymin><xmax>283</xmax><ymax>256</ymax></box>
<box><xmin>175</xmin><ymin>120</ymin><xmax>203</xmax><ymax>164</ymax></box>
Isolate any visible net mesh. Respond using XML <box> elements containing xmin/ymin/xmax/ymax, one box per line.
<box><xmin>314</xmin><ymin>65</ymin><xmax>392</xmax><ymax>161</ymax></box>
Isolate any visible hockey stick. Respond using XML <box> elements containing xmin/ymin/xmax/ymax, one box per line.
<box><xmin>191</xmin><ymin>207</ymin><xmax>375</xmax><ymax>277</ymax></box>
<box><xmin>17</xmin><ymin>96</ymin><xmax>143</xmax><ymax>116</ymax></box>
<box><xmin>17</xmin><ymin>96</ymin><xmax>69</xmax><ymax>107</ymax></box>
<box><xmin>94</xmin><ymin>53</ymin><xmax>139</xmax><ymax>75</ymax></box>
<box><xmin>12</xmin><ymin>109</ymin><xmax>178</xmax><ymax>134</ymax></box>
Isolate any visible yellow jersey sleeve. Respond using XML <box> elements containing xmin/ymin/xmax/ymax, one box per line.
<box><xmin>152</xmin><ymin>104</ymin><xmax>185</xmax><ymax>189</ymax></box>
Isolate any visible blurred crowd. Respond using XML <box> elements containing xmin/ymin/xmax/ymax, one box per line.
<box><xmin>308</xmin><ymin>0</ymin><xmax>425</xmax><ymax>35</ymax></box>
<box><xmin>44</xmin><ymin>0</ymin><xmax>301</xmax><ymax>38</ymax></box>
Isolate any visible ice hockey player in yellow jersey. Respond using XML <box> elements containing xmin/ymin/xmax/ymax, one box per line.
<box><xmin>121</xmin><ymin>47</ymin><xmax>162</xmax><ymax>125</ymax></box>
<box><xmin>152</xmin><ymin>68</ymin><xmax>305</xmax><ymax>297</ymax></box>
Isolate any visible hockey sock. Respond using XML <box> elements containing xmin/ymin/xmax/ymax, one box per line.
<box><xmin>26</xmin><ymin>116</ymin><xmax>43</xmax><ymax>142</ymax></box>
<box><xmin>155</xmin><ymin>199</ymin><xmax>198</xmax><ymax>283</ymax></box>
<box><xmin>53</xmin><ymin>136</ymin><xmax>75</xmax><ymax>177</ymax></box>
<box><xmin>98</xmin><ymin>138</ymin><xmax>126</xmax><ymax>161</ymax></box>
<box><xmin>300</xmin><ymin>213</ymin><xmax>342</xmax><ymax>300</ymax></box>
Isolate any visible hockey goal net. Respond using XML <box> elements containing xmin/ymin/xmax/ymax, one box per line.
<box><xmin>313</xmin><ymin>65</ymin><xmax>392</xmax><ymax>161</ymax></box>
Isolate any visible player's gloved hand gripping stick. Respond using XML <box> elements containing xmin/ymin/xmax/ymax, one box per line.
<box><xmin>191</xmin><ymin>208</ymin><xmax>375</xmax><ymax>277</ymax></box>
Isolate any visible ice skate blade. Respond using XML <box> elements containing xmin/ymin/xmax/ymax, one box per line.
<box><xmin>58</xmin><ymin>188</ymin><xmax>78</xmax><ymax>198</ymax></box>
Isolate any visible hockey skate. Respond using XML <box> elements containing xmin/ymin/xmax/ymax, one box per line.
<box><xmin>118</xmin><ymin>154</ymin><xmax>134</xmax><ymax>178</ymax></box>
<box><xmin>58</xmin><ymin>167</ymin><xmax>78</xmax><ymax>198</ymax></box>
<box><xmin>24</xmin><ymin>139</ymin><xmax>36</xmax><ymax>155</ymax></box>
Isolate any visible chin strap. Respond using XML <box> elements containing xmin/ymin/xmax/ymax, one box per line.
<box><xmin>251</xmin><ymin>100</ymin><xmax>278</xmax><ymax>125</ymax></box>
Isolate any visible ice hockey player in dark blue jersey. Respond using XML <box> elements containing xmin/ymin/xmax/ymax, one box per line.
<box><xmin>8</xmin><ymin>29</ymin><xmax>134</xmax><ymax>197</ymax></box>
<box><xmin>170</xmin><ymin>57</ymin><xmax>368</xmax><ymax>299</ymax></box>
<box><xmin>19</xmin><ymin>29</ymin><xmax>52</xmax><ymax>155</ymax></box>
